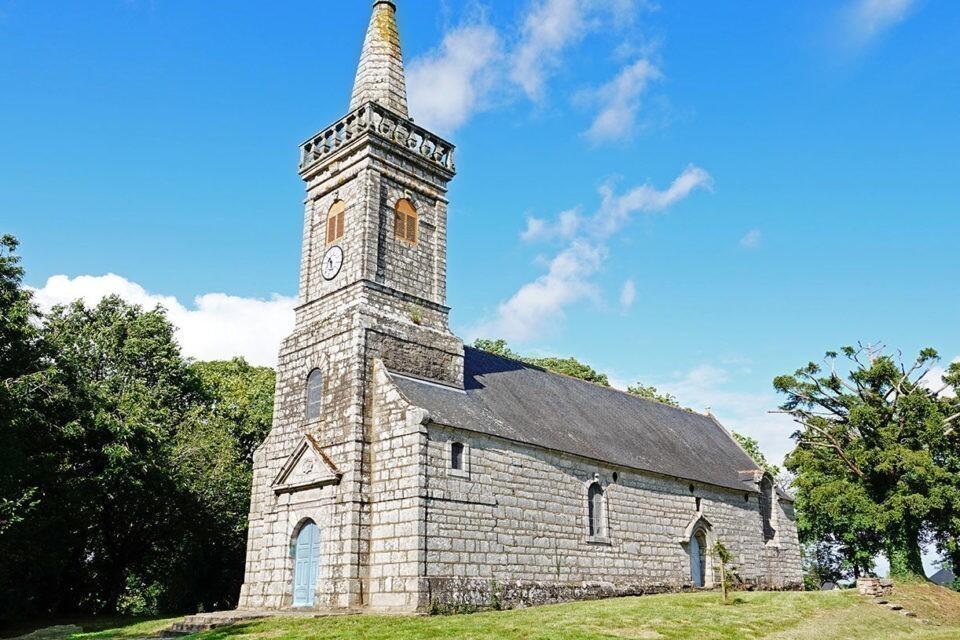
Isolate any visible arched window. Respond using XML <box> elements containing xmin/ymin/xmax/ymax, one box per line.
<box><xmin>450</xmin><ymin>442</ymin><xmax>464</xmax><ymax>471</ymax></box>
<box><xmin>760</xmin><ymin>476</ymin><xmax>777</xmax><ymax>543</ymax></box>
<box><xmin>394</xmin><ymin>198</ymin><xmax>418</xmax><ymax>243</ymax></box>
<box><xmin>587</xmin><ymin>482</ymin><xmax>605</xmax><ymax>538</ymax></box>
<box><xmin>305</xmin><ymin>369</ymin><xmax>323</xmax><ymax>420</ymax></box>
<box><xmin>326</xmin><ymin>200</ymin><xmax>345</xmax><ymax>244</ymax></box>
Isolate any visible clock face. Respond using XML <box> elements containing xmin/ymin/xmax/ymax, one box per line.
<box><xmin>321</xmin><ymin>246</ymin><xmax>344</xmax><ymax>281</ymax></box>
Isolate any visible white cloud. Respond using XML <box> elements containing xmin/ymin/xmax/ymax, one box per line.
<box><xmin>470</xmin><ymin>241</ymin><xmax>605</xmax><ymax>342</ymax></box>
<box><xmin>583</xmin><ymin>58</ymin><xmax>662</xmax><ymax>144</ymax></box>
<box><xmin>920</xmin><ymin>357</ymin><xmax>958</xmax><ymax>399</ymax></box>
<box><xmin>520</xmin><ymin>217</ymin><xmax>549</xmax><ymax>242</ymax></box>
<box><xmin>30</xmin><ymin>274</ymin><xmax>295</xmax><ymax>367</ymax></box>
<box><xmin>510</xmin><ymin>0</ymin><xmax>647</xmax><ymax>102</ymax></box>
<box><xmin>595</xmin><ymin>164</ymin><xmax>713</xmax><ymax>236</ymax></box>
<box><xmin>521</xmin><ymin>208</ymin><xmax>581</xmax><ymax>242</ymax></box>
<box><xmin>651</xmin><ymin>363</ymin><xmax>797</xmax><ymax>466</ymax></box>
<box><xmin>619</xmin><ymin>278</ymin><xmax>636</xmax><ymax>311</ymax></box>
<box><xmin>843</xmin><ymin>0</ymin><xmax>917</xmax><ymax>46</ymax></box>
<box><xmin>405</xmin><ymin>0</ymin><xmax>651</xmax><ymax>132</ymax></box>
<box><xmin>511</xmin><ymin>0</ymin><xmax>587</xmax><ymax>101</ymax></box>
<box><xmin>739</xmin><ymin>228</ymin><xmax>762</xmax><ymax>249</ymax></box>
<box><xmin>474</xmin><ymin>165</ymin><xmax>710</xmax><ymax>341</ymax></box>
<box><xmin>407</xmin><ymin>23</ymin><xmax>503</xmax><ymax>134</ymax></box>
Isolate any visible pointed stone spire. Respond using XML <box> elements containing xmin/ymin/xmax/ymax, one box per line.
<box><xmin>350</xmin><ymin>0</ymin><xmax>409</xmax><ymax>118</ymax></box>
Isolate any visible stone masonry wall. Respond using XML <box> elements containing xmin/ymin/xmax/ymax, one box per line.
<box><xmin>764</xmin><ymin>497</ymin><xmax>802</xmax><ymax>583</ymax></box>
<box><xmin>240</xmin><ymin>121</ymin><xmax>459</xmax><ymax>611</ymax></box>
<box><xmin>366</xmin><ymin>361</ymin><xmax>429</xmax><ymax>611</ymax></box>
<box><xmin>239</xmin><ymin>312</ymin><xmax>367</xmax><ymax>610</ymax></box>
<box><xmin>299</xmin><ymin>136</ymin><xmax>451</xmax><ymax>312</ymax></box>
<box><xmin>422</xmin><ymin>424</ymin><xmax>803</xmax><ymax>609</ymax></box>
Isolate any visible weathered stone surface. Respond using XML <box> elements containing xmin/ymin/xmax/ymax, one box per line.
<box><xmin>858</xmin><ymin>577</ymin><xmax>894</xmax><ymax>597</ymax></box>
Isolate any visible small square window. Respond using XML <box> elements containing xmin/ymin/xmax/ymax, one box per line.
<box><xmin>448</xmin><ymin>441</ymin><xmax>469</xmax><ymax>478</ymax></box>
<box><xmin>451</xmin><ymin>442</ymin><xmax>464</xmax><ymax>470</ymax></box>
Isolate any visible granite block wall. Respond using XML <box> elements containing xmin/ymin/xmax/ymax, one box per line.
<box><xmin>420</xmin><ymin>424</ymin><xmax>803</xmax><ymax>609</ymax></box>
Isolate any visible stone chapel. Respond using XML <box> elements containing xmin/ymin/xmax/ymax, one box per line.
<box><xmin>238</xmin><ymin>0</ymin><xmax>802</xmax><ymax>613</ymax></box>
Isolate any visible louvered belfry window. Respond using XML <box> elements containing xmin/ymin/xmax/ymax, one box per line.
<box><xmin>394</xmin><ymin>198</ymin><xmax>418</xmax><ymax>243</ymax></box>
<box><xmin>326</xmin><ymin>200</ymin><xmax>345</xmax><ymax>244</ymax></box>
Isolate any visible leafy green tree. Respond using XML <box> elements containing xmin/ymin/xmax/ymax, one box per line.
<box><xmin>0</xmin><ymin>235</ymin><xmax>77</xmax><ymax>617</ymax></box>
<box><xmin>0</xmin><ymin>234</ymin><xmax>43</xmax><ymax>536</ymax></box>
<box><xmin>167</xmin><ymin>359</ymin><xmax>274</xmax><ymax>612</ymax></box>
<box><xmin>800</xmin><ymin>541</ymin><xmax>847</xmax><ymax>590</ymax></box>
<box><xmin>711</xmin><ymin>541</ymin><xmax>735</xmax><ymax>604</ymax></box>
<box><xmin>775</xmin><ymin>344</ymin><xmax>958</xmax><ymax>579</ymax></box>
<box><xmin>529</xmin><ymin>356</ymin><xmax>609</xmax><ymax>386</ymax></box>
<box><xmin>626</xmin><ymin>383</ymin><xmax>680</xmax><ymax>408</ymax></box>
<box><xmin>472</xmin><ymin>338</ymin><xmax>522</xmax><ymax>360</ymax></box>
<box><xmin>929</xmin><ymin>361</ymin><xmax>960</xmax><ymax>586</ymax></box>
<box><xmin>0</xmin><ymin>237</ymin><xmax>276</xmax><ymax>619</ymax></box>
<box><xmin>189</xmin><ymin>359</ymin><xmax>274</xmax><ymax>465</ymax></box>
<box><xmin>40</xmin><ymin>296</ymin><xmax>198</xmax><ymax>613</ymax></box>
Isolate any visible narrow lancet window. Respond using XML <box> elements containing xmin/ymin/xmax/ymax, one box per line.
<box><xmin>761</xmin><ymin>476</ymin><xmax>777</xmax><ymax>542</ymax></box>
<box><xmin>588</xmin><ymin>482</ymin><xmax>605</xmax><ymax>537</ymax></box>
<box><xmin>451</xmin><ymin>442</ymin><xmax>464</xmax><ymax>471</ymax></box>
<box><xmin>305</xmin><ymin>369</ymin><xmax>323</xmax><ymax>420</ymax></box>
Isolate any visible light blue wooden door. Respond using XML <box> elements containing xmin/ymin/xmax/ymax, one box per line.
<box><xmin>293</xmin><ymin>521</ymin><xmax>320</xmax><ymax>606</ymax></box>
<box><xmin>690</xmin><ymin>534</ymin><xmax>703</xmax><ymax>587</ymax></box>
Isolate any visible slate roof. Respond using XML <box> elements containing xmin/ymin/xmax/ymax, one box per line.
<box><xmin>930</xmin><ymin>567</ymin><xmax>956</xmax><ymax>586</ymax></box>
<box><xmin>390</xmin><ymin>347</ymin><xmax>762</xmax><ymax>493</ymax></box>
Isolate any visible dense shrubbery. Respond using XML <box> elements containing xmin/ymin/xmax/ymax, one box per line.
<box><xmin>0</xmin><ymin>235</ymin><xmax>274</xmax><ymax>620</ymax></box>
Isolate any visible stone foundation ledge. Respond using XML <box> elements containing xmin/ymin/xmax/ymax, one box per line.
<box><xmin>426</xmin><ymin>576</ymin><xmax>803</xmax><ymax>613</ymax></box>
<box><xmin>426</xmin><ymin>577</ymin><xmax>684</xmax><ymax>612</ymax></box>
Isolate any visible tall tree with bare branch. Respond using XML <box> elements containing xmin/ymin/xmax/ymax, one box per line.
<box><xmin>775</xmin><ymin>344</ymin><xmax>959</xmax><ymax>579</ymax></box>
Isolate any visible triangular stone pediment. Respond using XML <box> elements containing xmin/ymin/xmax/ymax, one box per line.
<box><xmin>272</xmin><ymin>434</ymin><xmax>341</xmax><ymax>494</ymax></box>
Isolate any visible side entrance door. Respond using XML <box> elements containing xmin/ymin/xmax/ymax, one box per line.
<box><xmin>690</xmin><ymin>533</ymin><xmax>703</xmax><ymax>587</ymax></box>
<box><xmin>293</xmin><ymin>521</ymin><xmax>320</xmax><ymax>607</ymax></box>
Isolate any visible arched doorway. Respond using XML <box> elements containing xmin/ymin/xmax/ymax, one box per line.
<box><xmin>690</xmin><ymin>529</ymin><xmax>708</xmax><ymax>587</ymax></box>
<box><xmin>292</xmin><ymin>520</ymin><xmax>320</xmax><ymax>607</ymax></box>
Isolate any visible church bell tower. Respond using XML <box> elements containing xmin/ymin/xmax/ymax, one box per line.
<box><xmin>239</xmin><ymin>0</ymin><xmax>462</xmax><ymax>611</ymax></box>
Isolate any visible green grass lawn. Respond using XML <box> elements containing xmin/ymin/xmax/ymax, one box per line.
<box><xmin>5</xmin><ymin>617</ymin><xmax>179</xmax><ymax>640</ymax></box>
<box><xmin>10</xmin><ymin>584</ymin><xmax>960</xmax><ymax>640</ymax></box>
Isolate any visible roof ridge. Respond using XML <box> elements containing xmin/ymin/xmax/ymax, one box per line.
<box><xmin>467</xmin><ymin>345</ymin><xmax>712</xmax><ymax>418</ymax></box>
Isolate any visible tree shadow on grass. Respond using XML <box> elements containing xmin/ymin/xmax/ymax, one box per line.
<box><xmin>191</xmin><ymin>622</ymin><xmax>263</xmax><ymax>639</ymax></box>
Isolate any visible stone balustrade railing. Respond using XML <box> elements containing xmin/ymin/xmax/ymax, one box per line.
<box><xmin>300</xmin><ymin>102</ymin><xmax>455</xmax><ymax>174</ymax></box>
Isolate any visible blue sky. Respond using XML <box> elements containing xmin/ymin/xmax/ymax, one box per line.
<box><xmin>2</xmin><ymin>0</ymin><xmax>959</xmax><ymax>487</ymax></box>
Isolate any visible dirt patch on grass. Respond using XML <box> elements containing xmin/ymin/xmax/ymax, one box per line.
<box><xmin>892</xmin><ymin>582</ymin><xmax>960</xmax><ymax>626</ymax></box>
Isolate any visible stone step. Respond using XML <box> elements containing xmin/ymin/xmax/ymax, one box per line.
<box><xmin>161</xmin><ymin>612</ymin><xmax>269</xmax><ymax>637</ymax></box>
